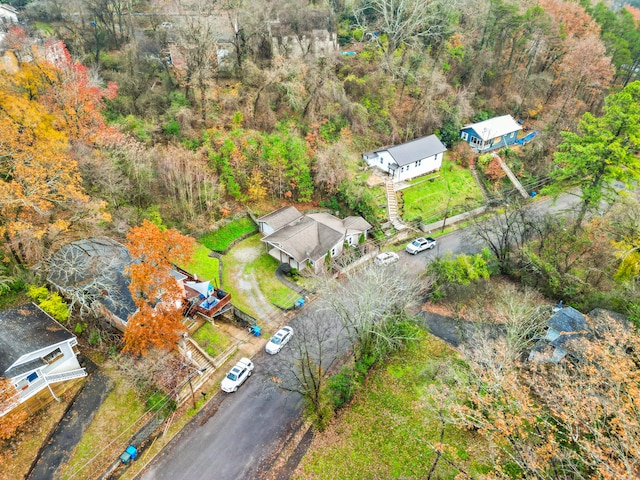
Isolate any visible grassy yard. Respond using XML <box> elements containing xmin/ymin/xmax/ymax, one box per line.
<box><xmin>181</xmin><ymin>243</ymin><xmax>220</xmax><ymax>284</ymax></box>
<box><xmin>191</xmin><ymin>322</ymin><xmax>231</xmax><ymax>358</ymax></box>
<box><xmin>58</xmin><ymin>368</ymin><xmax>147</xmax><ymax>480</ymax></box>
<box><xmin>222</xmin><ymin>234</ymin><xmax>297</xmax><ymax>316</ymax></box>
<box><xmin>296</xmin><ymin>333</ymin><xmax>490</xmax><ymax>479</ymax></box>
<box><xmin>199</xmin><ymin>217</ymin><xmax>257</xmax><ymax>252</ymax></box>
<box><xmin>401</xmin><ymin>160</ymin><xmax>484</xmax><ymax>223</ymax></box>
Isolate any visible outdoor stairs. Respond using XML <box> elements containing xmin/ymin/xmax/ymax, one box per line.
<box><xmin>183</xmin><ymin>337</ymin><xmax>215</xmax><ymax>373</ymax></box>
<box><xmin>494</xmin><ymin>153</ymin><xmax>529</xmax><ymax>199</ymax></box>
<box><xmin>385</xmin><ymin>180</ymin><xmax>407</xmax><ymax>231</ymax></box>
<box><xmin>44</xmin><ymin>368</ymin><xmax>87</xmax><ymax>384</ymax></box>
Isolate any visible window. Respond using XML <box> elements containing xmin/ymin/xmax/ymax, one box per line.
<box><xmin>43</xmin><ymin>348</ymin><xmax>63</xmax><ymax>364</ymax></box>
<box><xmin>380</xmin><ymin>158</ymin><xmax>383</xmax><ymax>164</ymax></box>
<box><xmin>406</xmin><ymin>164</ymin><xmax>410</xmax><ymax>170</ymax></box>
<box><xmin>416</xmin><ymin>160</ymin><xmax>421</xmax><ymax>167</ymax></box>
<box><xmin>461</xmin><ymin>132</ymin><xmax>468</xmax><ymax>141</ymax></box>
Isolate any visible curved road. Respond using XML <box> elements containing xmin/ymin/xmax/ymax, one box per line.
<box><xmin>138</xmin><ymin>192</ymin><xmax>584</xmax><ymax>480</ymax></box>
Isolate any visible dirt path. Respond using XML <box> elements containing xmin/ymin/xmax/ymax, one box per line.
<box><xmin>225</xmin><ymin>244</ymin><xmax>280</xmax><ymax>325</ymax></box>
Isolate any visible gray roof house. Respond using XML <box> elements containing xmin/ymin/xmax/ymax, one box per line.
<box><xmin>363</xmin><ymin>134</ymin><xmax>447</xmax><ymax>183</ymax></box>
<box><xmin>529</xmin><ymin>306</ymin><xmax>590</xmax><ymax>363</ymax></box>
<box><xmin>47</xmin><ymin>237</ymin><xmax>137</xmax><ymax>332</ymax></box>
<box><xmin>0</xmin><ymin>303</ymin><xmax>86</xmax><ymax>416</ymax></box>
<box><xmin>257</xmin><ymin>206</ymin><xmax>304</xmax><ymax>236</ymax></box>
<box><xmin>260</xmin><ymin>208</ymin><xmax>372</xmax><ymax>273</ymax></box>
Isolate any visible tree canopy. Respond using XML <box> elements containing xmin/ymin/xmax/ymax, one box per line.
<box><xmin>123</xmin><ymin>220</ymin><xmax>195</xmax><ymax>356</ymax></box>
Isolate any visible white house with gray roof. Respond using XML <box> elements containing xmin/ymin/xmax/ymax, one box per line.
<box><xmin>363</xmin><ymin>134</ymin><xmax>447</xmax><ymax>183</ymax></box>
<box><xmin>0</xmin><ymin>303</ymin><xmax>86</xmax><ymax>416</ymax></box>
<box><xmin>259</xmin><ymin>207</ymin><xmax>372</xmax><ymax>273</ymax></box>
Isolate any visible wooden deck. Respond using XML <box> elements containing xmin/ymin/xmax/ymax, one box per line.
<box><xmin>174</xmin><ymin>266</ymin><xmax>232</xmax><ymax>319</ymax></box>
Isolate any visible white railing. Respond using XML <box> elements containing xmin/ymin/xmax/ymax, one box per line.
<box><xmin>45</xmin><ymin>368</ymin><xmax>87</xmax><ymax>383</ymax></box>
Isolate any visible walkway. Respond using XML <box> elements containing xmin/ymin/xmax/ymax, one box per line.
<box><xmin>28</xmin><ymin>361</ymin><xmax>114</xmax><ymax>480</ymax></box>
<box><xmin>494</xmin><ymin>153</ymin><xmax>529</xmax><ymax>199</ymax></box>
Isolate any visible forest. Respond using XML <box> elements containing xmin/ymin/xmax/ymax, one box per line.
<box><xmin>1</xmin><ymin>0</ymin><xmax>640</xmax><ymax>477</ymax></box>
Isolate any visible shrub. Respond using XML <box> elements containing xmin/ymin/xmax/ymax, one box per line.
<box><xmin>27</xmin><ymin>285</ymin><xmax>70</xmax><ymax>321</ymax></box>
<box><xmin>327</xmin><ymin>366</ymin><xmax>359</xmax><ymax>410</ymax></box>
<box><xmin>39</xmin><ymin>293</ymin><xmax>70</xmax><ymax>322</ymax></box>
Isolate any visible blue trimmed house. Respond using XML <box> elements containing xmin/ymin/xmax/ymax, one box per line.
<box><xmin>460</xmin><ymin>115</ymin><xmax>522</xmax><ymax>152</ymax></box>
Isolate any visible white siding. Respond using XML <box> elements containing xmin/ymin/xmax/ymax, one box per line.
<box><xmin>392</xmin><ymin>152</ymin><xmax>443</xmax><ymax>182</ymax></box>
<box><xmin>364</xmin><ymin>151</ymin><xmax>397</xmax><ymax>174</ymax></box>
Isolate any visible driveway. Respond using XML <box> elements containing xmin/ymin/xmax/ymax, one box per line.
<box><xmin>224</xmin><ymin>240</ymin><xmax>280</xmax><ymax>323</ymax></box>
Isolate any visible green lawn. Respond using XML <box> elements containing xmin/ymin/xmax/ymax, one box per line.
<box><xmin>401</xmin><ymin>160</ymin><xmax>484</xmax><ymax>223</ymax></box>
<box><xmin>191</xmin><ymin>322</ymin><xmax>231</xmax><ymax>358</ymax></box>
<box><xmin>297</xmin><ymin>333</ymin><xmax>490</xmax><ymax>479</ymax></box>
<box><xmin>199</xmin><ymin>217</ymin><xmax>257</xmax><ymax>252</ymax></box>
<box><xmin>181</xmin><ymin>243</ymin><xmax>220</xmax><ymax>285</ymax></box>
<box><xmin>251</xmin><ymin>250</ymin><xmax>301</xmax><ymax>309</ymax></box>
<box><xmin>222</xmin><ymin>234</ymin><xmax>298</xmax><ymax>315</ymax></box>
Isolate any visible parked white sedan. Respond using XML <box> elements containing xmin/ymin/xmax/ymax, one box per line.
<box><xmin>374</xmin><ymin>251</ymin><xmax>400</xmax><ymax>266</ymax></box>
<box><xmin>221</xmin><ymin>358</ymin><xmax>254</xmax><ymax>393</ymax></box>
<box><xmin>265</xmin><ymin>326</ymin><xmax>294</xmax><ymax>354</ymax></box>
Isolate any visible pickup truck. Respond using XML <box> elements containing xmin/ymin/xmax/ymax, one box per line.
<box><xmin>221</xmin><ymin>358</ymin><xmax>254</xmax><ymax>393</ymax></box>
<box><xmin>405</xmin><ymin>236</ymin><xmax>437</xmax><ymax>255</ymax></box>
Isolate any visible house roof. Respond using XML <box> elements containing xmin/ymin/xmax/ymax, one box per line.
<box><xmin>262</xmin><ymin>216</ymin><xmax>344</xmax><ymax>263</ymax></box>
<box><xmin>0</xmin><ymin>4</ymin><xmax>19</xmax><ymax>14</ymax></box>
<box><xmin>374</xmin><ymin>134</ymin><xmax>447</xmax><ymax>167</ymax></box>
<box><xmin>462</xmin><ymin>115</ymin><xmax>522</xmax><ymax>141</ymax></box>
<box><xmin>548</xmin><ymin>306</ymin><xmax>589</xmax><ymax>334</ymax></box>
<box><xmin>257</xmin><ymin>206</ymin><xmax>303</xmax><ymax>231</ymax></box>
<box><xmin>0</xmin><ymin>303</ymin><xmax>75</xmax><ymax>375</ymax></box>
<box><xmin>47</xmin><ymin>237</ymin><xmax>137</xmax><ymax>323</ymax></box>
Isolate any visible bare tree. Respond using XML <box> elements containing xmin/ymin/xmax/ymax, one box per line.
<box><xmin>471</xmin><ymin>201</ymin><xmax>542</xmax><ymax>274</ymax></box>
<box><xmin>318</xmin><ymin>262</ymin><xmax>424</xmax><ymax>363</ymax></box>
<box><xmin>176</xmin><ymin>4</ymin><xmax>221</xmax><ymax>123</ymax></box>
<box><xmin>354</xmin><ymin>0</ymin><xmax>459</xmax><ymax>68</ymax></box>
<box><xmin>45</xmin><ymin>237</ymin><xmax>134</xmax><ymax>320</ymax></box>
<box><xmin>271</xmin><ymin>310</ymin><xmax>345</xmax><ymax>430</ymax></box>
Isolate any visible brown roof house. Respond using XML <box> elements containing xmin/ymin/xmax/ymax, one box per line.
<box><xmin>258</xmin><ymin>207</ymin><xmax>372</xmax><ymax>273</ymax></box>
<box><xmin>0</xmin><ymin>303</ymin><xmax>86</xmax><ymax>416</ymax></box>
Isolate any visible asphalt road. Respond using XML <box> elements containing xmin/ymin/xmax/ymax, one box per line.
<box><xmin>140</xmin><ymin>350</ymin><xmax>303</xmax><ymax>480</ymax></box>
<box><xmin>139</xmin><ymin>191</ymin><xmax>585</xmax><ymax>480</ymax></box>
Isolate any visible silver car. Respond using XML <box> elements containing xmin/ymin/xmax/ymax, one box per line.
<box><xmin>265</xmin><ymin>326</ymin><xmax>294</xmax><ymax>354</ymax></box>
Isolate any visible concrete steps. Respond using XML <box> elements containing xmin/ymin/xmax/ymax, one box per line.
<box><xmin>385</xmin><ymin>180</ymin><xmax>407</xmax><ymax>231</ymax></box>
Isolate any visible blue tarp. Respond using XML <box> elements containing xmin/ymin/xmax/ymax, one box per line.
<box><xmin>515</xmin><ymin>130</ymin><xmax>538</xmax><ymax>145</ymax></box>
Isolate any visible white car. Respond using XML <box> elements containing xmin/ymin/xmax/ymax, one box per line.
<box><xmin>374</xmin><ymin>251</ymin><xmax>400</xmax><ymax>266</ymax></box>
<box><xmin>405</xmin><ymin>237</ymin><xmax>437</xmax><ymax>255</ymax></box>
<box><xmin>265</xmin><ymin>326</ymin><xmax>294</xmax><ymax>354</ymax></box>
<box><xmin>221</xmin><ymin>358</ymin><xmax>254</xmax><ymax>392</ymax></box>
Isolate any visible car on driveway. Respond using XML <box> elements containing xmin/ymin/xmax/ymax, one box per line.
<box><xmin>265</xmin><ymin>326</ymin><xmax>294</xmax><ymax>354</ymax></box>
<box><xmin>405</xmin><ymin>236</ymin><xmax>437</xmax><ymax>254</ymax></box>
<box><xmin>221</xmin><ymin>358</ymin><xmax>254</xmax><ymax>392</ymax></box>
<box><xmin>374</xmin><ymin>251</ymin><xmax>400</xmax><ymax>266</ymax></box>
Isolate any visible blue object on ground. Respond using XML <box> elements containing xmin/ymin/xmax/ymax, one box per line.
<box><xmin>530</xmin><ymin>191</ymin><xmax>537</xmax><ymax>198</ymax></box>
<box><xmin>294</xmin><ymin>298</ymin><xmax>305</xmax><ymax>309</ymax></box>
<box><xmin>515</xmin><ymin>130</ymin><xmax>538</xmax><ymax>145</ymax></box>
<box><xmin>120</xmin><ymin>445</ymin><xmax>137</xmax><ymax>465</ymax></box>
<box><xmin>250</xmin><ymin>325</ymin><xmax>261</xmax><ymax>337</ymax></box>
<box><xmin>341</xmin><ymin>51</ymin><xmax>356</xmax><ymax>55</ymax></box>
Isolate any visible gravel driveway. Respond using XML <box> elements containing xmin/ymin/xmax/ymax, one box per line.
<box><xmin>225</xmin><ymin>242</ymin><xmax>280</xmax><ymax>323</ymax></box>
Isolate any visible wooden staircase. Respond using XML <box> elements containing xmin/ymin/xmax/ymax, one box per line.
<box><xmin>385</xmin><ymin>180</ymin><xmax>407</xmax><ymax>231</ymax></box>
<box><xmin>183</xmin><ymin>338</ymin><xmax>216</xmax><ymax>373</ymax></box>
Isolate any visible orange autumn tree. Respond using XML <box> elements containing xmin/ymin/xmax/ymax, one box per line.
<box><xmin>0</xmin><ymin>377</ymin><xmax>28</xmax><ymax>441</ymax></box>
<box><xmin>123</xmin><ymin>220</ymin><xmax>195</xmax><ymax>356</ymax></box>
<box><xmin>0</xmin><ymin>31</ymin><xmax>114</xmax><ymax>266</ymax></box>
